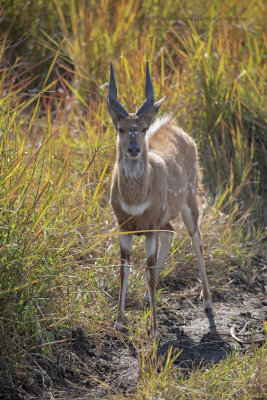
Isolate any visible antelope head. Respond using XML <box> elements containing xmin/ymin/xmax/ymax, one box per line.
<box><xmin>107</xmin><ymin>62</ymin><xmax>165</xmax><ymax>159</ymax></box>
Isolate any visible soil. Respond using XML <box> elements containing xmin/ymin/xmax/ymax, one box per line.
<box><xmin>1</xmin><ymin>260</ymin><xmax>266</xmax><ymax>400</ymax></box>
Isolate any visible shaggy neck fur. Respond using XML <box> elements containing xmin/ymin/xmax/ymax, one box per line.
<box><xmin>117</xmin><ymin>140</ymin><xmax>150</xmax><ymax>205</ymax></box>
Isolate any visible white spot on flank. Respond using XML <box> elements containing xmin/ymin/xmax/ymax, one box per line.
<box><xmin>119</xmin><ymin>198</ymin><xmax>151</xmax><ymax>216</ymax></box>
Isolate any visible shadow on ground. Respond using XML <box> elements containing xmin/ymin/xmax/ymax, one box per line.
<box><xmin>157</xmin><ymin>308</ymin><xmax>232</xmax><ymax>371</ymax></box>
<box><xmin>1</xmin><ymin>264</ymin><xmax>266</xmax><ymax>399</ymax></box>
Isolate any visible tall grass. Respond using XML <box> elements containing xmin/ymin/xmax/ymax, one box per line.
<box><xmin>135</xmin><ymin>342</ymin><xmax>267</xmax><ymax>399</ymax></box>
<box><xmin>0</xmin><ymin>0</ymin><xmax>266</xmax><ymax>396</ymax></box>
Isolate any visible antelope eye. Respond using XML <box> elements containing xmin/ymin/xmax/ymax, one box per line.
<box><xmin>142</xmin><ymin>128</ymin><xmax>147</xmax><ymax>133</ymax></box>
<box><xmin>118</xmin><ymin>128</ymin><xmax>125</xmax><ymax>134</ymax></box>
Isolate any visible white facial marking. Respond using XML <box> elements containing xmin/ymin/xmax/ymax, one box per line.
<box><xmin>119</xmin><ymin>198</ymin><xmax>151</xmax><ymax>216</ymax></box>
<box><xmin>129</xmin><ymin>126</ymin><xmax>138</xmax><ymax>136</ymax></box>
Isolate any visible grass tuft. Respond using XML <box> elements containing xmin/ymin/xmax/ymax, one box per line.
<box><xmin>0</xmin><ymin>0</ymin><xmax>266</xmax><ymax>397</ymax></box>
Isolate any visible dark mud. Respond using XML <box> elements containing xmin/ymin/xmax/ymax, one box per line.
<box><xmin>1</xmin><ymin>263</ymin><xmax>266</xmax><ymax>400</ymax></box>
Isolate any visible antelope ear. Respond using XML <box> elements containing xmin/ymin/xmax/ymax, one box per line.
<box><xmin>154</xmin><ymin>96</ymin><xmax>166</xmax><ymax>112</ymax></box>
<box><xmin>142</xmin><ymin>96</ymin><xmax>166</xmax><ymax>127</ymax></box>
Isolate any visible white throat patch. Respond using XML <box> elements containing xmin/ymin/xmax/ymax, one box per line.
<box><xmin>119</xmin><ymin>197</ymin><xmax>151</xmax><ymax>216</ymax></box>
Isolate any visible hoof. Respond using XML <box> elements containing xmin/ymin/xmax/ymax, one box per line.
<box><xmin>150</xmin><ymin>323</ymin><xmax>160</xmax><ymax>340</ymax></box>
<box><xmin>114</xmin><ymin>313</ymin><xmax>128</xmax><ymax>331</ymax></box>
<box><xmin>150</xmin><ymin>329</ymin><xmax>160</xmax><ymax>340</ymax></box>
<box><xmin>204</xmin><ymin>302</ymin><xmax>216</xmax><ymax>330</ymax></box>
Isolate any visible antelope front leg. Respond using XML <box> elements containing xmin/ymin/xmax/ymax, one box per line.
<box><xmin>145</xmin><ymin>233</ymin><xmax>159</xmax><ymax>338</ymax></box>
<box><xmin>144</xmin><ymin>223</ymin><xmax>174</xmax><ymax>303</ymax></box>
<box><xmin>114</xmin><ymin>229</ymin><xmax>133</xmax><ymax>331</ymax></box>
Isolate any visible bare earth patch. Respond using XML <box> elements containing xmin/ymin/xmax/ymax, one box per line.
<box><xmin>1</xmin><ymin>263</ymin><xmax>266</xmax><ymax>400</ymax></box>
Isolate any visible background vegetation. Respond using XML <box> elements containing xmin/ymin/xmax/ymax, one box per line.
<box><xmin>0</xmin><ymin>0</ymin><xmax>266</xmax><ymax>398</ymax></box>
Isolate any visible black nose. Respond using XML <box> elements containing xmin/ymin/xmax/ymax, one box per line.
<box><xmin>127</xmin><ymin>144</ymin><xmax>140</xmax><ymax>157</ymax></box>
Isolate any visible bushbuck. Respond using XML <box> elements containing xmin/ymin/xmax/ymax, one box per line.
<box><xmin>107</xmin><ymin>61</ymin><xmax>212</xmax><ymax>338</ymax></box>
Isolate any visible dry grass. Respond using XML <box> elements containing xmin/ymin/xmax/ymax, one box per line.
<box><xmin>0</xmin><ymin>0</ymin><xmax>266</xmax><ymax>398</ymax></box>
